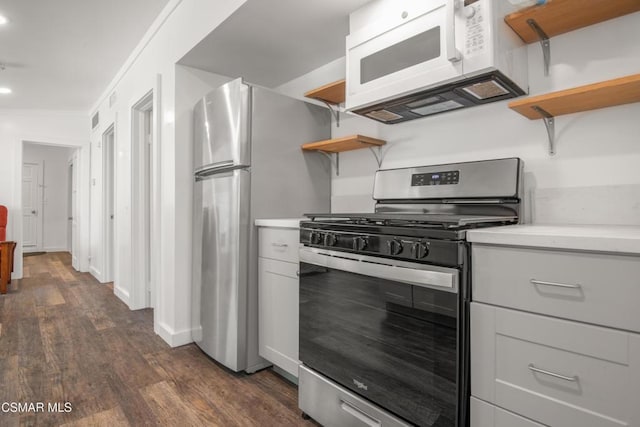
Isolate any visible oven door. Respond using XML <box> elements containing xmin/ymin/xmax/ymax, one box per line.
<box><xmin>346</xmin><ymin>0</ymin><xmax>464</xmax><ymax>111</ymax></box>
<box><xmin>299</xmin><ymin>247</ymin><xmax>461</xmax><ymax>427</ymax></box>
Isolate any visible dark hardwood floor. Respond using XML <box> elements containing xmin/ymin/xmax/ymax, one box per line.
<box><xmin>0</xmin><ymin>252</ymin><xmax>314</xmax><ymax>426</ymax></box>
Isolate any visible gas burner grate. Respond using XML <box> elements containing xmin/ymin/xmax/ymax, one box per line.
<box><xmin>305</xmin><ymin>213</ymin><xmax>518</xmax><ymax>230</ymax></box>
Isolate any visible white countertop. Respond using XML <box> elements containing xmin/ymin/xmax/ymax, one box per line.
<box><xmin>254</xmin><ymin>218</ymin><xmax>308</xmax><ymax>228</ymax></box>
<box><xmin>467</xmin><ymin>224</ymin><xmax>640</xmax><ymax>255</ymax></box>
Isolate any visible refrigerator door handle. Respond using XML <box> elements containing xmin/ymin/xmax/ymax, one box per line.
<box><xmin>195</xmin><ymin>160</ymin><xmax>248</xmax><ymax>179</ymax></box>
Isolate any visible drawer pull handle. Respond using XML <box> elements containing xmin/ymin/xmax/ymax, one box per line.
<box><xmin>339</xmin><ymin>400</ymin><xmax>381</xmax><ymax>427</ymax></box>
<box><xmin>528</xmin><ymin>364</ymin><xmax>578</xmax><ymax>382</ymax></box>
<box><xmin>530</xmin><ymin>279</ymin><xmax>581</xmax><ymax>289</ymax></box>
<box><xmin>271</xmin><ymin>243</ymin><xmax>289</xmax><ymax>248</ymax></box>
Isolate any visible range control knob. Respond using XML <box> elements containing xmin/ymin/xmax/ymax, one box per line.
<box><xmin>352</xmin><ymin>236</ymin><xmax>368</xmax><ymax>252</ymax></box>
<box><xmin>324</xmin><ymin>233</ymin><xmax>338</xmax><ymax>246</ymax></box>
<box><xmin>411</xmin><ymin>242</ymin><xmax>429</xmax><ymax>259</ymax></box>
<box><xmin>387</xmin><ymin>239</ymin><xmax>403</xmax><ymax>256</ymax></box>
<box><xmin>309</xmin><ymin>231</ymin><xmax>322</xmax><ymax>245</ymax></box>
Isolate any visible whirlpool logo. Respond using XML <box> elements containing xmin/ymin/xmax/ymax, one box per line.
<box><xmin>352</xmin><ymin>379</ymin><xmax>368</xmax><ymax>391</ymax></box>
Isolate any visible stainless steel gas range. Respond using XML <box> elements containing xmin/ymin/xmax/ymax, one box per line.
<box><xmin>297</xmin><ymin>158</ymin><xmax>523</xmax><ymax>427</ymax></box>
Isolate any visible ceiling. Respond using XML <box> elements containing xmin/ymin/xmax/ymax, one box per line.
<box><xmin>178</xmin><ymin>0</ymin><xmax>371</xmax><ymax>88</ymax></box>
<box><xmin>0</xmin><ymin>0</ymin><xmax>170</xmax><ymax>111</ymax></box>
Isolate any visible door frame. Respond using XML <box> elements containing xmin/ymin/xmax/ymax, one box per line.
<box><xmin>14</xmin><ymin>139</ymin><xmax>88</xmax><ymax>280</ymax></box>
<box><xmin>21</xmin><ymin>160</ymin><xmax>44</xmax><ymax>253</ymax></box>
<box><xmin>130</xmin><ymin>83</ymin><xmax>160</xmax><ymax>310</ymax></box>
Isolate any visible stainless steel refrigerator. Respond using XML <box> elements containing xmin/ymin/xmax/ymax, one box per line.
<box><xmin>192</xmin><ymin>78</ymin><xmax>331</xmax><ymax>373</ymax></box>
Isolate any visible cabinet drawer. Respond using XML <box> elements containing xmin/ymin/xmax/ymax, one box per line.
<box><xmin>258</xmin><ymin>227</ymin><xmax>299</xmax><ymax>263</ymax></box>
<box><xmin>473</xmin><ymin>245</ymin><xmax>640</xmax><ymax>332</ymax></box>
<box><xmin>471</xmin><ymin>302</ymin><xmax>640</xmax><ymax>427</ymax></box>
<box><xmin>471</xmin><ymin>397</ymin><xmax>544</xmax><ymax>427</ymax></box>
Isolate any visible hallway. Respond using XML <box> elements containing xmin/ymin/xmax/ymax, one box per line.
<box><xmin>0</xmin><ymin>253</ymin><xmax>311</xmax><ymax>426</ymax></box>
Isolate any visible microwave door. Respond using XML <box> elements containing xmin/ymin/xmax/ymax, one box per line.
<box><xmin>346</xmin><ymin>0</ymin><xmax>463</xmax><ymax>110</ymax></box>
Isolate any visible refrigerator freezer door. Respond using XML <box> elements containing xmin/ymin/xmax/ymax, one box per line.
<box><xmin>193</xmin><ymin>168</ymin><xmax>251</xmax><ymax>371</ymax></box>
<box><xmin>193</xmin><ymin>78</ymin><xmax>251</xmax><ymax>172</ymax></box>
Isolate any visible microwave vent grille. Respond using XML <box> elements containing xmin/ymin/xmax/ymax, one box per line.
<box><xmin>365</xmin><ymin>110</ymin><xmax>403</xmax><ymax>122</ymax></box>
<box><xmin>461</xmin><ymin>80</ymin><xmax>510</xmax><ymax>100</ymax></box>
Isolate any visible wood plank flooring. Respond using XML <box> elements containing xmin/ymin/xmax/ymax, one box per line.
<box><xmin>0</xmin><ymin>252</ymin><xmax>314</xmax><ymax>426</ymax></box>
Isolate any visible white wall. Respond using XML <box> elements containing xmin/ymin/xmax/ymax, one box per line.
<box><xmin>326</xmin><ymin>11</ymin><xmax>640</xmax><ymax>224</ymax></box>
<box><xmin>88</xmin><ymin>0</ymin><xmax>247</xmax><ymax>346</ymax></box>
<box><xmin>0</xmin><ymin>109</ymin><xmax>90</xmax><ymax>278</ymax></box>
<box><xmin>22</xmin><ymin>143</ymin><xmax>74</xmax><ymax>252</ymax></box>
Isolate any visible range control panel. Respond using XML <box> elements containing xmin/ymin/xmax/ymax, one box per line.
<box><xmin>411</xmin><ymin>170</ymin><xmax>460</xmax><ymax>186</ymax></box>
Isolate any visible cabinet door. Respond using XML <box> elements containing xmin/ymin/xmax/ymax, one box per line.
<box><xmin>258</xmin><ymin>257</ymin><xmax>299</xmax><ymax>377</ymax></box>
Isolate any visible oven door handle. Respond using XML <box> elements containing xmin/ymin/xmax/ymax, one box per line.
<box><xmin>299</xmin><ymin>247</ymin><xmax>458</xmax><ymax>292</ymax></box>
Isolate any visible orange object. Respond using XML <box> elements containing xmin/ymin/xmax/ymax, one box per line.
<box><xmin>0</xmin><ymin>205</ymin><xmax>17</xmax><ymax>294</ymax></box>
<box><xmin>0</xmin><ymin>205</ymin><xmax>7</xmax><ymax>241</ymax></box>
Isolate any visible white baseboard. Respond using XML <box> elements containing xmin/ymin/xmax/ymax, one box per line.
<box><xmin>89</xmin><ymin>266</ymin><xmax>103</xmax><ymax>282</ymax></box>
<box><xmin>44</xmin><ymin>247</ymin><xmax>69</xmax><ymax>253</ymax></box>
<box><xmin>113</xmin><ymin>285</ymin><xmax>130</xmax><ymax>306</ymax></box>
<box><xmin>155</xmin><ymin>321</ymin><xmax>194</xmax><ymax>347</ymax></box>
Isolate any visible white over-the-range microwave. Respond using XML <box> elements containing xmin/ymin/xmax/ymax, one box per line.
<box><xmin>346</xmin><ymin>0</ymin><xmax>529</xmax><ymax>124</ymax></box>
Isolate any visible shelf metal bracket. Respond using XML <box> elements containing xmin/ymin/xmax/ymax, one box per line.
<box><xmin>318</xmin><ymin>151</ymin><xmax>340</xmax><ymax>176</ymax></box>
<box><xmin>527</xmin><ymin>19</ymin><xmax>551</xmax><ymax>76</ymax></box>
<box><xmin>321</xmin><ymin>101</ymin><xmax>341</xmax><ymax>127</ymax></box>
<box><xmin>369</xmin><ymin>146</ymin><xmax>383</xmax><ymax>168</ymax></box>
<box><xmin>532</xmin><ymin>105</ymin><xmax>555</xmax><ymax>155</ymax></box>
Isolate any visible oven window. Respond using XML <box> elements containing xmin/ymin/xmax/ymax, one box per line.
<box><xmin>361</xmin><ymin>27</ymin><xmax>441</xmax><ymax>84</ymax></box>
<box><xmin>299</xmin><ymin>262</ymin><xmax>458</xmax><ymax>427</ymax></box>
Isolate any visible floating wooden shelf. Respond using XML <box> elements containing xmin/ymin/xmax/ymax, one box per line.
<box><xmin>304</xmin><ymin>79</ymin><xmax>346</xmax><ymax>105</ymax></box>
<box><xmin>509</xmin><ymin>73</ymin><xmax>640</xmax><ymax>119</ymax></box>
<box><xmin>505</xmin><ymin>0</ymin><xmax>640</xmax><ymax>44</ymax></box>
<box><xmin>301</xmin><ymin>134</ymin><xmax>386</xmax><ymax>153</ymax></box>
<box><xmin>509</xmin><ymin>73</ymin><xmax>640</xmax><ymax>155</ymax></box>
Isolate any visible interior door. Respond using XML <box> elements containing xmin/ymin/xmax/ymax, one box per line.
<box><xmin>70</xmin><ymin>156</ymin><xmax>79</xmax><ymax>270</ymax></box>
<box><xmin>193</xmin><ymin>168</ymin><xmax>250</xmax><ymax>371</ymax></box>
<box><xmin>103</xmin><ymin>126</ymin><xmax>115</xmax><ymax>282</ymax></box>
<box><xmin>22</xmin><ymin>162</ymin><xmax>41</xmax><ymax>251</ymax></box>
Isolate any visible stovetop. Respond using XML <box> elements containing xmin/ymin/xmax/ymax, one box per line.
<box><xmin>299</xmin><ymin>214</ymin><xmax>518</xmax><ymax>266</ymax></box>
<box><xmin>305</xmin><ymin>212</ymin><xmax>518</xmax><ymax>231</ymax></box>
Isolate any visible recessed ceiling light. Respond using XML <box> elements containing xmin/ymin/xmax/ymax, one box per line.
<box><xmin>0</xmin><ymin>15</ymin><xmax>8</xmax><ymax>25</ymax></box>
<box><xmin>0</xmin><ymin>87</ymin><xmax>12</xmax><ymax>94</ymax></box>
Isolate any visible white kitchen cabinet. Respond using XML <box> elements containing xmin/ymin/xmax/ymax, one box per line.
<box><xmin>470</xmin><ymin>397</ymin><xmax>545</xmax><ymax>427</ymax></box>
<box><xmin>257</xmin><ymin>224</ymin><xmax>301</xmax><ymax>378</ymax></box>
<box><xmin>468</xmin><ymin>226</ymin><xmax>640</xmax><ymax>427</ymax></box>
<box><xmin>473</xmin><ymin>244</ymin><xmax>640</xmax><ymax>333</ymax></box>
<box><xmin>471</xmin><ymin>302</ymin><xmax>640</xmax><ymax>427</ymax></box>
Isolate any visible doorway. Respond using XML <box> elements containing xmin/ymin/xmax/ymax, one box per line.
<box><xmin>102</xmin><ymin>125</ymin><xmax>115</xmax><ymax>283</ymax></box>
<box><xmin>22</xmin><ymin>143</ymin><xmax>76</xmax><ymax>257</ymax></box>
<box><xmin>131</xmin><ymin>91</ymin><xmax>155</xmax><ymax>309</ymax></box>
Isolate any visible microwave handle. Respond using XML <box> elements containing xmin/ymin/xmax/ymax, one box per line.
<box><xmin>447</xmin><ymin>0</ymin><xmax>461</xmax><ymax>62</ymax></box>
